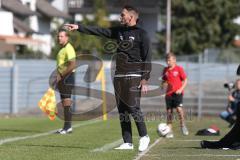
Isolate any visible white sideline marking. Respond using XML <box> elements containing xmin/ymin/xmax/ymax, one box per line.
<box><xmin>175</xmin><ymin>139</ymin><xmax>218</xmax><ymax>142</ymax></box>
<box><xmin>175</xmin><ymin>139</ymin><xmax>201</xmax><ymax>142</ymax></box>
<box><xmin>175</xmin><ymin>139</ymin><xmax>202</xmax><ymax>142</ymax></box>
<box><xmin>0</xmin><ymin>120</ymin><xmax>99</xmax><ymax>145</ymax></box>
<box><xmin>145</xmin><ymin>154</ymin><xmax>240</xmax><ymax>158</ymax></box>
<box><xmin>92</xmin><ymin>139</ymin><xmax>123</xmax><ymax>152</ymax></box>
<box><xmin>133</xmin><ymin>138</ymin><xmax>162</xmax><ymax>160</ymax></box>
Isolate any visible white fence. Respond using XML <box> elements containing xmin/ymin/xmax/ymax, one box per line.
<box><xmin>0</xmin><ymin>51</ymin><xmax>239</xmax><ymax>118</ymax></box>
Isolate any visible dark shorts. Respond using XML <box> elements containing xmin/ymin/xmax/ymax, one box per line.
<box><xmin>57</xmin><ymin>72</ymin><xmax>75</xmax><ymax>99</ymax></box>
<box><xmin>165</xmin><ymin>93</ymin><xmax>183</xmax><ymax>109</ymax></box>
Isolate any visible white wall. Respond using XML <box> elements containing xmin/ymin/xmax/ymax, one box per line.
<box><xmin>31</xmin><ymin>18</ymin><xmax>52</xmax><ymax>55</ymax></box>
<box><xmin>234</xmin><ymin>17</ymin><xmax>240</xmax><ymax>25</ymax></box>
<box><xmin>52</xmin><ymin>0</ymin><xmax>68</xmax><ymax>12</ymax></box>
<box><xmin>0</xmin><ymin>11</ymin><xmax>14</xmax><ymax>35</ymax></box>
<box><xmin>32</xmin><ymin>34</ymin><xmax>51</xmax><ymax>55</ymax></box>
<box><xmin>20</xmin><ymin>0</ymin><xmax>39</xmax><ymax>32</ymax></box>
<box><xmin>20</xmin><ymin>0</ymin><xmax>52</xmax><ymax>55</ymax></box>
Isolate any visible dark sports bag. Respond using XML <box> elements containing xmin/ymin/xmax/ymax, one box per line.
<box><xmin>196</xmin><ymin>125</ymin><xmax>220</xmax><ymax>136</ymax></box>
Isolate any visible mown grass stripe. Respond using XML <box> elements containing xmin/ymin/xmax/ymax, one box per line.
<box><xmin>0</xmin><ymin>120</ymin><xmax>100</xmax><ymax>145</ymax></box>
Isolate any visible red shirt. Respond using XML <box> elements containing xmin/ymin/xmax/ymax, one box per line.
<box><xmin>162</xmin><ymin>65</ymin><xmax>187</xmax><ymax>96</ymax></box>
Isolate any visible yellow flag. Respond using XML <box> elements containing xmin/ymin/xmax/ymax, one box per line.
<box><xmin>38</xmin><ymin>88</ymin><xmax>57</xmax><ymax>120</ymax></box>
<box><xmin>96</xmin><ymin>66</ymin><xmax>104</xmax><ymax>81</ymax></box>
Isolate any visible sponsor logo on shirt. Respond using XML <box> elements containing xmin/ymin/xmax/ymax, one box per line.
<box><xmin>173</xmin><ymin>71</ymin><xmax>179</xmax><ymax>77</ymax></box>
<box><xmin>120</xmin><ymin>35</ymin><xmax>123</xmax><ymax>41</ymax></box>
<box><xmin>129</xmin><ymin>36</ymin><xmax>135</xmax><ymax>41</ymax></box>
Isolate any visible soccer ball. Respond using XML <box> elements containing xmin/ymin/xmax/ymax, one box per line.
<box><xmin>157</xmin><ymin>123</ymin><xmax>170</xmax><ymax>137</ymax></box>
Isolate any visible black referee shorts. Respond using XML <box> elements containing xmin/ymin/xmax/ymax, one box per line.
<box><xmin>57</xmin><ymin>72</ymin><xmax>75</xmax><ymax>100</ymax></box>
<box><xmin>165</xmin><ymin>93</ymin><xmax>183</xmax><ymax>109</ymax></box>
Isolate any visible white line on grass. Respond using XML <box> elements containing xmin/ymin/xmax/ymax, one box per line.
<box><xmin>175</xmin><ymin>139</ymin><xmax>218</xmax><ymax>142</ymax></box>
<box><xmin>0</xmin><ymin>120</ymin><xmax>100</xmax><ymax>145</ymax></box>
<box><xmin>174</xmin><ymin>139</ymin><xmax>202</xmax><ymax>142</ymax></box>
<box><xmin>183</xmin><ymin>154</ymin><xmax>240</xmax><ymax>157</ymax></box>
<box><xmin>133</xmin><ymin>138</ymin><xmax>162</xmax><ymax>160</ymax></box>
<box><xmin>92</xmin><ymin>139</ymin><xmax>123</xmax><ymax>152</ymax></box>
<box><xmin>92</xmin><ymin>136</ymin><xmax>141</xmax><ymax>152</ymax></box>
<box><xmin>144</xmin><ymin>154</ymin><xmax>240</xmax><ymax>158</ymax></box>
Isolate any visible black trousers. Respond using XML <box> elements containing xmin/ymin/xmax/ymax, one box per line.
<box><xmin>114</xmin><ymin>76</ymin><xmax>147</xmax><ymax>143</ymax></box>
<box><xmin>202</xmin><ymin>101</ymin><xmax>240</xmax><ymax>148</ymax></box>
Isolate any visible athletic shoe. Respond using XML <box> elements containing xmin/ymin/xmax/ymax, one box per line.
<box><xmin>181</xmin><ymin>125</ymin><xmax>189</xmax><ymax>136</ymax></box>
<box><xmin>138</xmin><ymin>135</ymin><xmax>150</xmax><ymax>152</ymax></box>
<box><xmin>55</xmin><ymin>128</ymin><xmax>73</xmax><ymax>134</ymax></box>
<box><xmin>200</xmin><ymin>140</ymin><xmax>207</xmax><ymax>148</ymax></box>
<box><xmin>201</xmin><ymin>140</ymin><xmax>240</xmax><ymax>150</ymax></box>
<box><xmin>200</xmin><ymin>140</ymin><xmax>220</xmax><ymax>149</ymax></box>
<box><xmin>166</xmin><ymin>131</ymin><xmax>174</xmax><ymax>138</ymax></box>
<box><xmin>114</xmin><ymin>143</ymin><xmax>134</xmax><ymax>150</ymax></box>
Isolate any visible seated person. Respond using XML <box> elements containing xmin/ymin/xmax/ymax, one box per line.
<box><xmin>201</xmin><ymin>100</ymin><xmax>240</xmax><ymax>149</ymax></box>
<box><xmin>220</xmin><ymin>79</ymin><xmax>240</xmax><ymax>127</ymax></box>
<box><xmin>201</xmin><ymin>67</ymin><xmax>240</xmax><ymax>149</ymax></box>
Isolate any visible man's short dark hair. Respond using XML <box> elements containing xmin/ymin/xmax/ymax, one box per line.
<box><xmin>123</xmin><ymin>5</ymin><xmax>139</xmax><ymax>19</ymax></box>
<box><xmin>166</xmin><ymin>52</ymin><xmax>176</xmax><ymax>60</ymax></box>
<box><xmin>58</xmin><ymin>28</ymin><xmax>69</xmax><ymax>37</ymax></box>
<box><xmin>123</xmin><ymin>5</ymin><xmax>139</xmax><ymax>14</ymax></box>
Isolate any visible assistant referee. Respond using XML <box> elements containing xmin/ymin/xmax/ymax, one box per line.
<box><xmin>55</xmin><ymin>29</ymin><xmax>76</xmax><ymax>134</ymax></box>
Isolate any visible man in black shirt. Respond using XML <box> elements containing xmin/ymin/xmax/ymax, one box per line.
<box><xmin>65</xmin><ymin>5</ymin><xmax>151</xmax><ymax>152</ymax></box>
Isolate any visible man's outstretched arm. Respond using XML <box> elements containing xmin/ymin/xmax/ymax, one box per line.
<box><xmin>64</xmin><ymin>24</ymin><xmax>117</xmax><ymax>39</ymax></box>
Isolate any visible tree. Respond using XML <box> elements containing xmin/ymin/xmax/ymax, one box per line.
<box><xmin>158</xmin><ymin>0</ymin><xmax>240</xmax><ymax>55</ymax></box>
<box><xmin>50</xmin><ymin>0</ymin><xmax>110</xmax><ymax>59</ymax></box>
<box><xmin>70</xmin><ymin>0</ymin><xmax>110</xmax><ymax>55</ymax></box>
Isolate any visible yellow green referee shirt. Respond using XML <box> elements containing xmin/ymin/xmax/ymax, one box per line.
<box><xmin>57</xmin><ymin>42</ymin><xmax>76</xmax><ymax>74</ymax></box>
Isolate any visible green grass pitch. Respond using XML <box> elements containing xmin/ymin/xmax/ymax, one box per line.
<box><xmin>0</xmin><ymin>116</ymin><xmax>239</xmax><ymax>160</ymax></box>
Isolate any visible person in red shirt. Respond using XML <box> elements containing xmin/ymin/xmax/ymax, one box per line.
<box><xmin>162</xmin><ymin>53</ymin><xmax>189</xmax><ymax>138</ymax></box>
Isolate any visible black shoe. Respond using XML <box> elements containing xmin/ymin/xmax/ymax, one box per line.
<box><xmin>200</xmin><ymin>140</ymin><xmax>221</xmax><ymax>149</ymax></box>
<box><xmin>200</xmin><ymin>141</ymin><xmax>206</xmax><ymax>148</ymax></box>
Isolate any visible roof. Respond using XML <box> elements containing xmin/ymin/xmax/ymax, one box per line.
<box><xmin>1</xmin><ymin>0</ymin><xmax>35</xmax><ymax>16</ymax></box>
<box><xmin>68</xmin><ymin>0</ymin><xmax>160</xmax><ymax>14</ymax></box>
<box><xmin>13</xmin><ymin>17</ymin><xmax>35</xmax><ymax>34</ymax></box>
<box><xmin>0</xmin><ymin>35</ymin><xmax>45</xmax><ymax>46</ymax></box>
<box><xmin>36</xmin><ymin>0</ymin><xmax>71</xmax><ymax>19</ymax></box>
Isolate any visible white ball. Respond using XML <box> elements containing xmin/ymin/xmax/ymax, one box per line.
<box><xmin>157</xmin><ymin>123</ymin><xmax>170</xmax><ymax>136</ymax></box>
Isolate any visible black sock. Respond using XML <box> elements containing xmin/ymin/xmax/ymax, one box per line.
<box><xmin>63</xmin><ymin>106</ymin><xmax>72</xmax><ymax>130</ymax></box>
